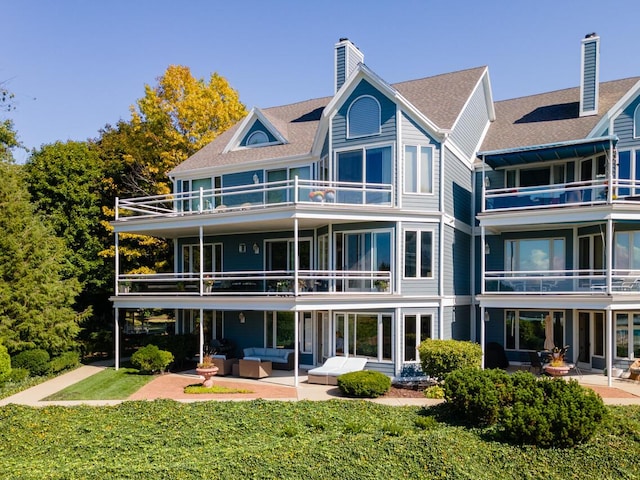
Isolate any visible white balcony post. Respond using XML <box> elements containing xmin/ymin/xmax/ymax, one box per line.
<box><xmin>480</xmin><ymin>227</ymin><xmax>486</xmax><ymax>295</ymax></box>
<box><xmin>114</xmin><ymin>308</ymin><xmax>120</xmax><ymax>371</ymax></box>
<box><xmin>199</xmin><ymin>187</ymin><xmax>203</xmax><ymax>213</ymax></box>
<box><xmin>294</xmin><ymin>175</ymin><xmax>299</xmax><ymax>204</ymax></box>
<box><xmin>606</xmin><ymin>217</ymin><xmax>613</xmax><ymax>293</ymax></box>
<box><xmin>606</xmin><ymin>308</ymin><xmax>612</xmax><ymax>387</ymax></box>
<box><xmin>199</xmin><ymin>308</ymin><xmax>204</xmax><ymax>364</ymax></box>
<box><xmin>294</xmin><ymin>218</ymin><xmax>299</xmax><ymax>295</ymax></box>
<box><xmin>607</xmin><ymin>139</ymin><xmax>614</xmax><ymax>203</ymax></box>
<box><xmin>294</xmin><ymin>311</ymin><xmax>299</xmax><ymax>387</ymax></box>
<box><xmin>480</xmin><ymin>306</ymin><xmax>486</xmax><ymax>369</ymax></box>
<box><xmin>115</xmin><ymin>232</ymin><xmax>120</xmax><ymax>295</ymax></box>
<box><xmin>115</xmin><ymin>196</ymin><xmax>119</xmax><ymax>221</ymax></box>
<box><xmin>199</xmin><ymin>225</ymin><xmax>204</xmax><ymax>296</ymax></box>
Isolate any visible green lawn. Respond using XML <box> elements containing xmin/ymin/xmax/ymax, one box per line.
<box><xmin>0</xmin><ymin>401</ymin><xmax>639</xmax><ymax>479</ymax></box>
<box><xmin>43</xmin><ymin>368</ymin><xmax>155</xmax><ymax>400</ymax></box>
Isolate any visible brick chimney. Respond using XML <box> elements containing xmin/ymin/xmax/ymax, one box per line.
<box><xmin>580</xmin><ymin>33</ymin><xmax>600</xmax><ymax>116</ymax></box>
<box><xmin>335</xmin><ymin>38</ymin><xmax>364</xmax><ymax>93</ymax></box>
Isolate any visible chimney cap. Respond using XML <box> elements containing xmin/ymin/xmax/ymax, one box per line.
<box><xmin>339</xmin><ymin>37</ymin><xmax>349</xmax><ymax>42</ymax></box>
<box><xmin>584</xmin><ymin>32</ymin><xmax>597</xmax><ymax>39</ymax></box>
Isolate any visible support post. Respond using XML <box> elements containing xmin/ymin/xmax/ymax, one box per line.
<box><xmin>115</xmin><ymin>308</ymin><xmax>120</xmax><ymax>371</ymax></box>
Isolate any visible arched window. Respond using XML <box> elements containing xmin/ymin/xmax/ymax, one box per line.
<box><xmin>347</xmin><ymin>95</ymin><xmax>381</xmax><ymax>138</ymax></box>
<box><xmin>634</xmin><ymin>104</ymin><xmax>640</xmax><ymax>139</ymax></box>
<box><xmin>246</xmin><ymin>130</ymin><xmax>269</xmax><ymax>146</ymax></box>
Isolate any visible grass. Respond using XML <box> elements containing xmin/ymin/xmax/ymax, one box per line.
<box><xmin>43</xmin><ymin>367</ymin><xmax>155</xmax><ymax>401</ymax></box>
<box><xmin>183</xmin><ymin>384</ymin><xmax>253</xmax><ymax>394</ymax></box>
<box><xmin>0</xmin><ymin>401</ymin><xmax>638</xmax><ymax>478</ymax></box>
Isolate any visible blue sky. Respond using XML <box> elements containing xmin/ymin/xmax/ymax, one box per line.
<box><xmin>4</xmin><ymin>0</ymin><xmax>640</xmax><ymax>162</ymax></box>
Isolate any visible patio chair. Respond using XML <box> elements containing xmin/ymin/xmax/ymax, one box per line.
<box><xmin>528</xmin><ymin>351</ymin><xmax>544</xmax><ymax>375</ymax></box>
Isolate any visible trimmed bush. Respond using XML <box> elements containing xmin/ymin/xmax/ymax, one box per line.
<box><xmin>11</xmin><ymin>349</ymin><xmax>50</xmax><ymax>376</ymax></box>
<box><xmin>418</xmin><ymin>339</ymin><xmax>482</xmax><ymax>381</ymax></box>
<box><xmin>444</xmin><ymin>367</ymin><xmax>512</xmax><ymax>426</ymax></box>
<box><xmin>500</xmin><ymin>377</ymin><xmax>606</xmax><ymax>447</ymax></box>
<box><xmin>337</xmin><ymin>370</ymin><xmax>391</xmax><ymax>398</ymax></box>
<box><xmin>48</xmin><ymin>352</ymin><xmax>80</xmax><ymax>374</ymax></box>
<box><xmin>0</xmin><ymin>344</ymin><xmax>11</xmax><ymax>383</ymax></box>
<box><xmin>6</xmin><ymin>368</ymin><xmax>29</xmax><ymax>383</ymax></box>
<box><xmin>131</xmin><ymin>344</ymin><xmax>174</xmax><ymax>373</ymax></box>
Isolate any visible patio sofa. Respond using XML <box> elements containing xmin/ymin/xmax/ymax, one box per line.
<box><xmin>307</xmin><ymin>356</ymin><xmax>368</xmax><ymax>385</ymax></box>
<box><xmin>211</xmin><ymin>354</ymin><xmax>236</xmax><ymax>376</ymax></box>
<box><xmin>242</xmin><ymin>347</ymin><xmax>295</xmax><ymax>370</ymax></box>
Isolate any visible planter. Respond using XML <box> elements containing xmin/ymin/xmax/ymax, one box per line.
<box><xmin>196</xmin><ymin>366</ymin><xmax>219</xmax><ymax>387</ymax></box>
<box><xmin>544</xmin><ymin>365</ymin><xmax>570</xmax><ymax>376</ymax></box>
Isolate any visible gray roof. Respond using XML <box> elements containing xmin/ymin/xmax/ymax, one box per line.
<box><xmin>480</xmin><ymin>77</ymin><xmax>640</xmax><ymax>153</ymax></box>
<box><xmin>170</xmin><ymin>66</ymin><xmax>487</xmax><ymax>175</ymax></box>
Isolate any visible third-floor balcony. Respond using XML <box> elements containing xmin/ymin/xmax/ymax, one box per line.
<box><xmin>483</xmin><ymin>179</ymin><xmax>640</xmax><ymax>213</ymax></box>
<box><xmin>116</xmin><ymin>178</ymin><xmax>393</xmax><ymax>221</ymax></box>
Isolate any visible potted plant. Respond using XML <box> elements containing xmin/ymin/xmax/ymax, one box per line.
<box><xmin>119</xmin><ymin>281</ymin><xmax>131</xmax><ymax>294</ymax></box>
<box><xmin>544</xmin><ymin>345</ymin><xmax>570</xmax><ymax>376</ymax></box>
<box><xmin>196</xmin><ymin>355</ymin><xmax>219</xmax><ymax>387</ymax></box>
<box><xmin>374</xmin><ymin>279</ymin><xmax>389</xmax><ymax>292</ymax></box>
<box><xmin>204</xmin><ymin>279</ymin><xmax>214</xmax><ymax>293</ymax></box>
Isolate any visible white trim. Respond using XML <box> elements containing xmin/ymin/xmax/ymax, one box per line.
<box><xmin>402</xmin><ymin>228</ymin><xmax>435</xmax><ymax>280</ymax></box>
<box><xmin>222</xmin><ymin>108</ymin><xmax>288</xmax><ymax>153</ymax></box>
<box><xmin>402</xmin><ymin>144</ymin><xmax>435</xmax><ymax>195</ymax></box>
<box><xmin>634</xmin><ymin>103</ymin><xmax>640</xmax><ymax>139</ymax></box>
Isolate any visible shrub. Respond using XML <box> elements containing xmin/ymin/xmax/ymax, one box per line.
<box><xmin>48</xmin><ymin>352</ymin><xmax>80</xmax><ymax>374</ymax></box>
<box><xmin>444</xmin><ymin>367</ymin><xmax>512</xmax><ymax>426</ymax></box>
<box><xmin>12</xmin><ymin>349</ymin><xmax>50</xmax><ymax>376</ymax></box>
<box><xmin>424</xmin><ymin>385</ymin><xmax>445</xmax><ymax>399</ymax></box>
<box><xmin>337</xmin><ymin>370</ymin><xmax>391</xmax><ymax>398</ymax></box>
<box><xmin>6</xmin><ymin>368</ymin><xmax>29</xmax><ymax>383</ymax></box>
<box><xmin>131</xmin><ymin>344</ymin><xmax>174</xmax><ymax>373</ymax></box>
<box><xmin>500</xmin><ymin>377</ymin><xmax>606</xmax><ymax>447</ymax></box>
<box><xmin>0</xmin><ymin>344</ymin><xmax>11</xmax><ymax>383</ymax></box>
<box><xmin>418</xmin><ymin>339</ymin><xmax>482</xmax><ymax>381</ymax></box>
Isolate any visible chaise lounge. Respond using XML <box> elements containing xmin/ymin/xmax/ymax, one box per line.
<box><xmin>307</xmin><ymin>356</ymin><xmax>368</xmax><ymax>385</ymax></box>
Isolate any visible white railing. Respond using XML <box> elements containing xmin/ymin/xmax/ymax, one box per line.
<box><xmin>484</xmin><ymin>269</ymin><xmax>640</xmax><ymax>294</ymax></box>
<box><xmin>484</xmin><ymin>178</ymin><xmax>640</xmax><ymax>212</ymax></box>
<box><xmin>116</xmin><ymin>179</ymin><xmax>393</xmax><ymax>220</ymax></box>
<box><xmin>116</xmin><ymin>270</ymin><xmax>392</xmax><ymax>296</ymax></box>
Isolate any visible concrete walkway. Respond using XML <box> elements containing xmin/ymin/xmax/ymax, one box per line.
<box><xmin>1</xmin><ymin>362</ymin><xmax>639</xmax><ymax>407</ymax></box>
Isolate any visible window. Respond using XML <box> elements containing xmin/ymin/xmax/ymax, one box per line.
<box><xmin>617</xmin><ymin>149</ymin><xmax>640</xmax><ymax>196</ymax></box>
<box><xmin>505</xmin><ymin>310</ymin><xmax>564</xmax><ymax>351</ymax></box>
<box><xmin>347</xmin><ymin>95</ymin><xmax>381</xmax><ymax>138</ymax></box>
<box><xmin>404</xmin><ymin>314</ymin><xmax>432</xmax><ymax>362</ymax></box>
<box><xmin>404</xmin><ymin>230</ymin><xmax>432</xmax><ymax>278</ymax></box>
<box><xmin>338</xmin><ymin>230</ymin><xmax>392</xmax><ymax>291</ymax></box>
<box><xmin>634</xmin><ymin>104</ymin><xmax>640</xmax><ymax>139</ymax></box>
<box><xmin>179</xmin><ymin>177</ymin><xmax>221</xmax><ymax>211</ymax></box>
<box><xmin>182</xmin><ymin>243</ymin><xmax>222</xmax><ymax>275</ymax></box>
<box><xmin>301</xmin><ymin>312</ymin><xmax>313</xmax><ymax>354</ymax></box>
<box><xmin>266</xmin><ymin>166</ymin><xmax>311</xmax><ymax>203</ymax></box>
<box><xmin>505</xmin><ymin>164</ymin><xmax>566</xmax><ymax>188</ymax></box>
<box><xmin>246</xmin><ymin>130</ymin><xmax>269</xmax><ymax>146</ymax></box>
<box><xmin>505</xmin><ymin>238</ymin><xmax>564</xmax><ymax>272</ymax></box>
<box><xmin>615</xmin><ymin>312</ymin><xmax>640</xmax><ymax>359</ymax></box>
<box><xmin>404</xmin><ymin>145</ymin><xmax>433</xmax><ymax>194</ymax></box>
<box><xmin>336</xmin><ymin>145</ymin><xmax>392</xmax><ymax>204</ymax></box>
<box><xmin>614</xmin><ymin>231</ymin><xmax>640</xmax><ymax>270</ymax></box>
<box><xmin>266</xmin><ymin>311</ymin><xmax>294</xmax><ymax>349</ymax></box>
<box><xmin>335</xmin><ymin>312</ymin><xmax>392</xmax><ymax>361</ymax></box>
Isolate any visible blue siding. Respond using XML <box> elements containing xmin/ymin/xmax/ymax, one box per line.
<box><xmin>450</xmin><ymin>82</ymin><xmax>491</xmax><ymax>159</ymax></box>
<box><xmin>445</xmin><ymin>148</ymin><xmax>473</xmax><ymax>224</ymax></box>
<box><xmin>445</xmin><ymin>226</ymin><xmax>471</xmax><ymax>296</ymax></box>
<box><xmin>614</xmin><ymin>96</ymin><xmax>640</xmax><ymax>149</ymax></box>
<box><xmin>448</xmin><ymin>305</ymin><xmax>471</xmax><ymax>340</ymax></box>
<box><xmin>332</xmin><ymin>80</ymin><xmax>396</xmax><ymax>149</ymax></box>
<box><xmin>240</xmin><ymin>120</ymin><xmax>278</xmax><ymax>146</ymax></box>
<box><xmin>335</xmin><ymin>45</ymin><xmax>346</xmax><ymax>90</ymax></box>
<box><xmin>581</xmin><ymin>40</ymin><xmax>598</xmax><ymax>113</ymax></box>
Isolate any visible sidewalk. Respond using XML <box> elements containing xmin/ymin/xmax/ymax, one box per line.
<box><xmin>1</xmin><ymin>362</ymin><xmax>639</xmax><ymax>407</ymax></box>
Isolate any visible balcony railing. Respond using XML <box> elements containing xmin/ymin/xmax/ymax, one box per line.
<box><xmin>116</xmin><ymin>179</ymin><xmax>393</xmax><ymax>220</ymax></box>
<box><xmin>484</xmin><ymin>179</ymin><xmax>640</xmax><ymax>212</ymax></box>
<box><xmin>484</xmin><ymin>269</ymin><xmax>640</xmax><ymax>294</ymax></box>
<box><xmin>116</xmin><ymin>270</ymin><xmax>392</xmax><ymax>296</ymax></box>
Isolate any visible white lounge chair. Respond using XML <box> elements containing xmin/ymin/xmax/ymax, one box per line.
<box><xmin>307</xmin><ymin>356</ymin><xmax>368</xmax><ymax>385</ymax></box>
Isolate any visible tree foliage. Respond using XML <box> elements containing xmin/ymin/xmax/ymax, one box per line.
<box><xmin>0</xmin><ymin>161</ymin><xmax>86</xmax><ymax>355</ymax></box>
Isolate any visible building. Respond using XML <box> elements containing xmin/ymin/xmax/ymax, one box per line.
<box><xmin>112</xmin><ymin>35</ymin><xmax>640</xmax><ymax>384</ymax></box>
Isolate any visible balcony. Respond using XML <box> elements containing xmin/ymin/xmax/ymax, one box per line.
<box><xmin>116</xmin><ymin>270</ymin><xmax>392</xmax><ymax>296</ymax></box>
<box><xmin>484</xmin><ymin>179</ymin><xmax>640</xmax><ymax>212</ymax></box>
<box><xmin>116</xmin><ymin>179</ymin><xmax>393</xmax><ymax>220</ymax></box>
<box><xmin>484</xmin><ymin>269</ymin><xmax>640</xmax><ymax>294</ymax></box>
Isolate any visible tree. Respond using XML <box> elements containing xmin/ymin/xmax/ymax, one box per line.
<box><xmin>0</xmin><ymin>161</ymin><xmax>86</xmax><ymax>355</ymax></box>
<box><xmin>0</xmin><ymin>83</ymin><xmax>20</xmax><ymax>163</ymax></box>
<box><xmin>25</xmin><ymin>141</ymin><xmax>107</xmax><ymax>296</ymax></box>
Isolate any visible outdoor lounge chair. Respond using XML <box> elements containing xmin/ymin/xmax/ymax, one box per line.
<box><xmin>307</xmin><ymin>356</ymin><xmax>368</xmax><ymax>385</ymax></box>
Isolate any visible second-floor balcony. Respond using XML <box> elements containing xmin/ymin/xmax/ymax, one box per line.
<box><xmin>116</xmin><ymin>178</ymin><xmax>393</xmax><ymax>220</ymax></box>
<box><xmin>483</xmin><ymin>179</ymin><xmax>640</xmax><ymax>212</ymax></box>
<box><xmin>116</xmin><ymin>270</ymin><xmax>393</xmax><ymax>296</ymax></box>
<box><xmin>484</xmin><ymin>269</ymin><xmax>640</xmax><ymax>294</ymax></box>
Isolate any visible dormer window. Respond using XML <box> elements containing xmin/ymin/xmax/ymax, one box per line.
<box><xmin>347</xmin><ymin>95</ymin><xmax>381</xmax><ymax>138</ymax></box>
<box><xmin>246</xmin><ymin>130</ymin><xmax>269</xmax><ymax>146</ymax></box>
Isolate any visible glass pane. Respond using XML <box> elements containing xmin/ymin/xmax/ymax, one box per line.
<box><xmin>618</xmin><ymin>150</ymin><xmax>631</xmax><ymax>196</ymax></box>
<box><xmin>616</xmin><ymin>313</ymin><xmax>629</xmax><ymax>358</ymax></box>
<box><xmin>335</xmin><ymin>314</ymin><xmax>345</xmax><ymax>356</ymax></box>
<box><xmin>552</xmin><ymin>312</ymin><xmax>564</xmax><ymax>350</ymax></box>
<box><xmin>191</xmin><ymin>178</ymin><xmax>213</xmax><ymax>211</ymax></box>
<box><xmin>419</xmin><ymin>147</ymin><xmax>433</xmax><ymax>193</ymax></box>
<box><xmin>518</xmin><ymin>311</ymin><xmax>546</xmax><ymax>351</ymax></box>
<box><xmin>267</xmin><ymin>169</ymin><xmax>287</xmax><ymax>204</ymax></box>
<box><xmin>276</xmin><ymin>312</ymin><xmax>294</xmax><ymax>348</ymax></box>
<box><xmin>376</xmin><ymin>232</ymin><xmax>391</xmax><ymax>272</ymax></box>
<box><xmin>404</xmin><ymin>315</ymin><xmax>416</xmax><ymax>362</ymax></box>
<box><xmin>405</xmin><ymin>231</ymin><xmax>417</xmax><ymax>277</ymax></box>
<box><xmin>615</xmin><ymin>233</ymin><xmax>630</xmax><ymax>269</ymax></box>
<box><xmin>633</xmin><ymin>233</ymin><xmax>640</xmax><ymax>269</ymax></box>
<box><xmin>594</xmin><ymin>312</ymin><xmax>604</xmax><ymax>357</ymax></box>
<box><xmin>382</xmin><ymin>315</ymin><xmax>392</xmax><ymax>361</ymax></box>
<box><xmin>337</xmin><ymin>150</ymin><xmax>363</xmax><ymax>182</ymax></box>
<box><xmin>634</xmin><ymin>314</ymin><xmax>640</xmax><ymax>358</ymax></box>
<box><xmin>420</xmin><ymin>315</ymin><xmax>431</xmax><ymax>342</ymax></box>
<box><xmin>552</xmin><ymin>239</ymin><xmax>565</xmax><ymax>270</ymax></box>
<box><xmin>266</xmin><ymin>312</ymin><xmax>274</xmax><ymax>348</ymax></box>
<box><xmin>355</xmin><ymin>314</ymin><xmax>378</xmax><ymax>358</ymax></box>
<box><xmin>203</xmin><ymin>244</ymin><xmax>213</xmax><ymax>273</ymax></box>
<box><xmin>404</xmin><ymin>146</ymin><xmax>417</xmax><ymax>192</ymax></box>
<box><xmin>267</xmin><ymin>241</ymin><xmax>288</xmax><ymax>272</ymax></box>
<box><xmin>366</xmin><ymin>147</ymin><xmax>391</xmax><ymax>204</ymax></box>
<box><xmin>421</xmin><ymin>232</ymin><xmax>432</xmax><ymax>277</ymax></box>
<box><xmin>505</xmin><ymin>310</ymin><xmax>516</xmax><ymax>350</ymax></box>
<box><xmin>518</xmin><ymin>239</ymin><xmax>550</xmax><ymax>271</ymax></box>
<box><xmin>520</xmin><ymin>167</ymin><xmax>550</xmax><ymax>187</ymax></box>
<box><xmin>303</xmin><ymin>313</ymin><xmax>313</xmax><ymax>353</ymax></box>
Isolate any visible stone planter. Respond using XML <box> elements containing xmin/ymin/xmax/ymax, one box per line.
<box><xmin>544</xmin><ymin>365</ymin><xmax>570</xmax><ymax>376</ymax></box>
<box><xmin>196</xmin><ymin>366</ymin><xmax>219</xmax><ymax>387</ymax></box>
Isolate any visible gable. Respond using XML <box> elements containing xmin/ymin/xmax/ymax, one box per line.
<box><xmin>240</xmin><ymin>120</ymin><xmax>279</xmax><ymax>146</ymax></box>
